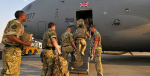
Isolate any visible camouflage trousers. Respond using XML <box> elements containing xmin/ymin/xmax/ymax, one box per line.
<box><xmin>41</xmin><ymin>49</ymin><xmax>56</xmax><ymax>76</ymax></box>
<box><xmin>0</xmin><ymin>47</ymin><xmax>22</xmax><ymax>76</ymax></box>
<box><xmin>62</xmin><ymin>46</ymin><xmax>74</xmax><ymax>61</ymax></box>
<box><xmin>76</xmin><ymin>38</ymin><xmax>86</xmax><ymax>55</ymax></box>
<box><xmin>94</xmin><ymin>49</ymin><xmax>103</xmax><ymax>76</ymax></box>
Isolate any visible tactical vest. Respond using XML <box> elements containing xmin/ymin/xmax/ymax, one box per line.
<box><xmin>42</xmin><ymin>31</ymin><xmax>53</xmax><ymax>49</ymax></box>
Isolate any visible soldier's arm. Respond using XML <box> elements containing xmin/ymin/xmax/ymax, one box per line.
<box><xmin>60</xmin><ymin>39</ymin><xmax>62</xmax><ymax>52</ymax></box>
<box><xmin>74</xmin><ymin>35</ymin><xmax>76</xmax><ymax>40</ymax></box>
<box><xmin>87</xmin><ymin>32</ymin><xmax>91</xmax><ymax>37</ymax></box>
<box><xmin>52</xmin><ymin>38</ymin><xmax>61</xmax><ymax>55</ymax></box>
<box><xmin>71</xmin><ymin>41</ymin><xmax>77</xmax><ymax>51</ymax></box>
<box><xmin>93</xmin><ymin>40</ymin><xmax>98</xmax><ymax>56</ymax></box>
<box><xmin>93</xmin><ymin>40</ymin><xmax>98</xmax><ymax>51</ymax></box>
<box><xmin>93</xmin><ymin>32</ymin><xmax>99</xmax><ymax>51</ymax></box>
<box><xmin>69</xmin><ymin>33</ymin><xmax>77</xmax><ymax>50</ymax></box>
<box><xmin>6</xmin><ymin>21</ymin><xmax>32</xmax><ymax>46</ymax></box>
<box><xmin>93</xmin><ymin>32</ymin><xmax>100</xmax><ymax>56</ymax></box>
<box><xmin>85</xmin><ymin>29</ymin><xmax>91</xmax><ymax>37</ymax></box>
<box><xmin>7</xmin><ymin>35</ymin><xmax>32</xmax><ymax>46</ymax></box>
<box><xmin>60</xmin><ymin>43</ymin><xmax>62</xmax><ymax>52</ymax></box>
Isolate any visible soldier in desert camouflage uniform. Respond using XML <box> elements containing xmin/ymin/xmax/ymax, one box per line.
<box><xmin>41</xmin><ymin>22</ymin><xmax>61</xmax><ymax>76</ymax></box>
<box><xmin>74</xmin><ymin>25</ymin><xmax>91</xmax><ymax>55</ymax></box>
<box><xmin>84</xmin><ymin>18</ymin><xmax>90</xmax><ymax>31</ymax></box>
<box><xmin>0</xmin><ymin>11</ymin><xmax>32</xmax><ymax>76</ymax></box>
<box><xmin>60</xmin><ymin>26</ymin><xmax>77</xmax><ymax>60</ymax></box>
<box><xmin>90</xmin><ymin>25</ymin><xmax>103</xmax><ymax>76</ymax></box>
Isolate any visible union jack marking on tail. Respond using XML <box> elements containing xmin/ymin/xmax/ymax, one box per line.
<box><xmin>80</xmin><ymin>2</ymin><xmax>89</xmax><ymax>7</ymax></box>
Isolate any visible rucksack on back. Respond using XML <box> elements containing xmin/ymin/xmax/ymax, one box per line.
<box><xmin>75</xmin><ymin>28</ymin><xmax>86</xmax><ymax>39</ymax></box>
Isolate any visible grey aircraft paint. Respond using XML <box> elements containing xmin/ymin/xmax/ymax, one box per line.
<box><xmin>22</xmin><ymin>0</ymin><xmax>150</xmax><ymax>52</ymax></box>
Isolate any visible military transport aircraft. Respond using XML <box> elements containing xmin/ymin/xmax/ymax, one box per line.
<box><xmin>22</xmin><ymin>0</ymin><xmax>150</xmax><ymax>52</ymax></box>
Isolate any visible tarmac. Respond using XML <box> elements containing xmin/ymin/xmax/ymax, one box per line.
<box><xmin>0</xmin><ymin>44</ymin><xmax>150</xmax><ymax>76</ymax></box>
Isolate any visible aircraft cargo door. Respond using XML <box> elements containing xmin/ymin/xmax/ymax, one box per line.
<box><xmin>76</xmin><ymin>10</ymin><xmax>93</xmax><ymax>26</ymax></box>
<box><xmin>37</xmin><ymin>21</ymin><xmax>46</xmax><ymax>34</ymax></box>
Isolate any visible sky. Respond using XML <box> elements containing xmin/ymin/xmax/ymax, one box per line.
<box><xmin>0</xmin><ymin>0</ymin><xmax>35</xmax><ymax>42</ymax></box>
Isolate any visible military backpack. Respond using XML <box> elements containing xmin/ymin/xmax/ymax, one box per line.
<box><xmin>75</xmin><ymin>28</ymin><xmax>87</xmax><ymax>39</ymax></box>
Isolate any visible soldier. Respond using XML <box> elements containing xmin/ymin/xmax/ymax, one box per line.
<box><xmin>90</xmin><ymin>25</ymin><xmax>103</xmax><ymax>76</ymax></box>
<box><xmin>60</xmin><ymin>26</ymin><xmax>77</xmax><ymax>60</ymax></box>
<box><xmin>41</xmin><ymin>22</ymin><xmax>61</xmax><ymax>76</ymax></box>
<box><xmin>84</xmin><ymin>18</ymin><xmax>90</xmax><ymax>31</ymax></box>
<box><xmin>74</xmin><ymin>25</ymin><xmax>91</xmax><ymax>55</ymax></box>
<box><xmin>0</xmin><ymin>11</ymin><xmax>32</xmax><ymax>76</ymax></box>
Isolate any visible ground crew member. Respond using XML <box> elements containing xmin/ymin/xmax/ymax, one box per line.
<box><xmin>60</xmin><ymin>26</ymin><xmax>77</xmax><ymax>61</ymax></box>
<box><xmin>90</xmin><ymin>25</ymin><xmax>103</xmax><ymax>76</ymax></box>
<box><xmin>0</xmin><ymin>11</ymin><xmax>32</xmax><ymax>76</ymax></box>
<box><xmin>74</xmin><ymin>25</ymin><xmax>91</xmax><ymax>55</ymax></box>
<box><xmin>41</xmin><ymin>22</ymin><xmax>61</xmax><ymax>76</ymax></box>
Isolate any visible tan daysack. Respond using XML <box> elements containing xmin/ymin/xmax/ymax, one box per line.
<box><xmin>52</xmin><ymin>56</ymin><xmax>69</xmax><ymax>76</ymax></box>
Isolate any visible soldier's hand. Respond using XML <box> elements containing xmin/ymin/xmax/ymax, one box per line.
<box><xmin>93</xmin><ymin>50</ymin><xmax>95</xmax><ymax>56</ymax></box>
<box><xmin>58</xmin><ymin>51</ymin><xmax>61</xmax><ymax>55</ymax></box>
<box><xmin>25</xmin><ymin>41</ymin><xmax>32</xmax><ymax>46</ymax></box>
<box><xmin>75</xmin><ymin>48</ymin><xmax>77</xmax><ymax>51</ymax></box>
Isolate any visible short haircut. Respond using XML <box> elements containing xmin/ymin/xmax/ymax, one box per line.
<box><xmin>48</xmin><ymin>22</ymin><xmax>55</xmax><ymax>28</ymax></box>
<box><xmin>15</xmin><ymin>11</ymin><xmax>25</xmax><ymax>19</ymax></box>
<box><xmin>90</xmin><ymin>25</ymin><xmax>96</xmax><ymax>29</ymax></box>
<box><xmin>67</xmin><ymin>26</ymin><xmax>71</xmax><ymax>29</ymax></box>
<box><xmin>79</xmin><ymin>24</ymin><xmax>83</xmax><ymax>28</ymax></box>
<box><xmin>66</xmin><ymin>26</ymin><xmax>71</xmax><ymax>30</ymax></box>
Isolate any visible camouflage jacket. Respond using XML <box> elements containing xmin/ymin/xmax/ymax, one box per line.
<box><xmin>1</xmin><ymin>19</ymin><xmax>24</xmax><ymax>45</ymax></box>
<box><xmin>60</xmin><ymin>31</ymin><xmax>74</xmax><ymax>47</ymax></box>
<box><xmin>92</xmin><ymin>30</ymin><xmax>102</xmax><ymax>47</ymax></box>
<box><xmin>42</xmin><ymin>29</ymin><xmax>57</xmax><ymax>48</ymax></box>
